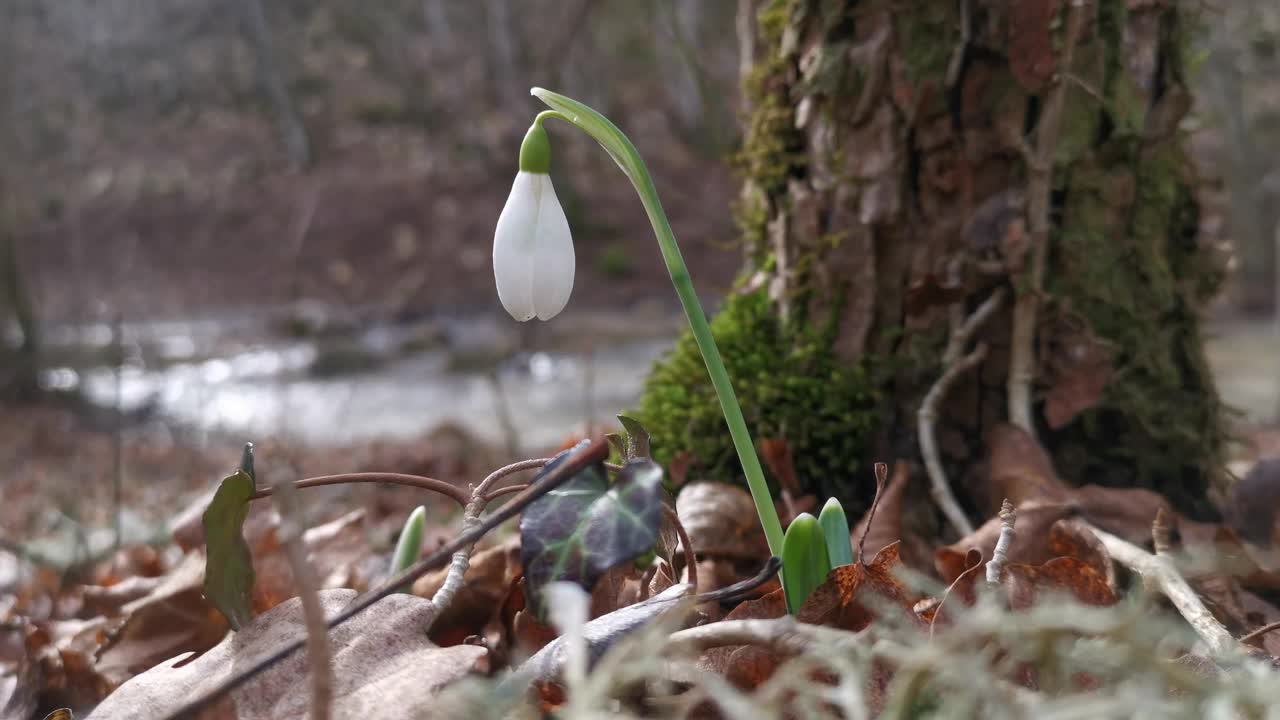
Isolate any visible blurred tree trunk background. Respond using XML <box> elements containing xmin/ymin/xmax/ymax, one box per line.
<box><xmin>640</xmin><ymin>0</ymin><xmax>1229</xmax><ymax>522</ymax></box>
<box><xmin>0</xmin><ymin>0</ymin><xmax>41</xmax><ymax>402</ymax></box>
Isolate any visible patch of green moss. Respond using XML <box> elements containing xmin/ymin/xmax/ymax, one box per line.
<box><xmin>1047</xmin><ymin>144</ymin><xmax>1225</xmax><ymax>518</ymax></box>
<box><xmin>732</xmin><ymin>0</ymin><xmax>807</xmax><ymax>258</ymax></box>
<box><xmin>895</xmin><ymin>1</ymin><xmax>956</xmax><ymax>84</ymax></box>
<box><xmin>636</xmin><ymin>290</ymin><xmax>879</xmax><ymax>509</ymax></box>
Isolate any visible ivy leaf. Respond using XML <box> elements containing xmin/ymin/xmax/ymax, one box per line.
<box><xmin>202</xmin><ymin>469</ymin><xmax>256</xmax><ymax>630</ymax></box>
<box><xmin>519</xmin><ymin>450</ymin><xmax>665</xmax><ymax>618</ymax></box>
<box><xmin>616</xmin><ymin>414</ymin><xmax>651</xmax><ymax>461</ymax></box>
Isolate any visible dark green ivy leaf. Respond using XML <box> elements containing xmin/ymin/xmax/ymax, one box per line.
<box><xmin>202</xmin><ymin>469</ymin><xmax>256</xmax><ymax>630</ymax></box>
<box><xmin>519</xmin><ymin>447</ymin><xmax>664</xmax><ymax>618</ymax></box>
<box><xmin>616</xmin><ymin>414</ymin><xmax>651</xmax><ymax>461</ymax></box>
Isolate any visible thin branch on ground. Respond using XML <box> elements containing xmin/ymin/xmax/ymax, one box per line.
<box><xmin>162</xmin><ymin>439</ymin><xmax>610</xmax><ymax>720</ymax></box>
<box><xmin>919</xmin><ymin>288</ymin><xmax>1005</xmax><ymax>537</ymax></box>
<box><xmin>1240</xmin><ymin>620</ymin><xmax>1280</xmax><ymax>645</ymax></box>
<box><xmin>1007</xmin><ymin>0</ymin><xmax>1087</xmax><ymax>437</ymax></box>
<box><xmin>987</xmin><ymin>499</ymin><xmax>1017</xmax><ymax>586</ymax></box>
<box><xmin>1090</xmin><ymin>524</ymin><xmax>1243</xmax><ymax>656</ymax></box>
<box><xmin>269</xmin><ymin>469</ymin><xmax>332</xmax><ymax>720</ymax></box>
<box><xmin>665</xmin><ymin>616</ymin><xmax>864</xmax><ymax>655</ymax></box>
<box><xmin>251</xmin><ymin>472</ymin><xmax>469</xmax><ymax>506</ymax></box>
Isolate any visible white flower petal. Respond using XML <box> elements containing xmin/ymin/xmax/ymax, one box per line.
<box><xmin>493</xmin><ymin>172</ymin><xmax>542</xmax><ymax>321</ymax></box>
<box><xmin>530</xmin><ymin>175</ymin><xmax>574</xmax><ymax>321</ymax></box>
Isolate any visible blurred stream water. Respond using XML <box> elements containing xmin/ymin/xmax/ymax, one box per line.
<box><xmin>40</xmin><ymin>313</ymin><xmax>674</xmax><ymax>452</ymax></box>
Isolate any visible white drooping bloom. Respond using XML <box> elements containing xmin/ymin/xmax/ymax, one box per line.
<box><xmin>492</xmin><ymin>171</ymin><xmax>575</xmax><ymax>322</ymax></box>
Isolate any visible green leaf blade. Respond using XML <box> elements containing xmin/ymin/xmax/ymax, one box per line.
<box><xmin>201</xmin><ymin>470</ymin><xmax>257</xmax><ymax>630</ymax></box>
<box><xmin>781</xmin><ymin>513</ymin><xmax>830</xmax><ymax>615</ymax></box>
<box><xmin>391</xmin><ymin>505</ymin><xmax>427</xmax><ymax>591</ymax></box>
<box><xmin>819</xmin><ymin>497</ymin><xmax>854</xmax><ymax>568</ymax></box>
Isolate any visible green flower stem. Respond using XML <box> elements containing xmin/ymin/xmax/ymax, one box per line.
<box><xmin>530</xmin><ymin>88</ymin><xmax>785</xmax><ymax>561</ymax></box>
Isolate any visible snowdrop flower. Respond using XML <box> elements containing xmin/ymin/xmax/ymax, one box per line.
<box><xmin>493</xmin><ymin>122</ymin><xmax>574</xmax><ymax>321</ymax></box>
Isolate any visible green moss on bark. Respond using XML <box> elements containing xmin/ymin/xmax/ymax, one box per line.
<box><xmin>636</xmin><ymin>290</ymin><xmax>879</xmax><ymax>508</ymax></box>
<box><xmin>1047</xmin><ymin>143</ymin><xmax>1226</xmax><ymax>518</ymax></box>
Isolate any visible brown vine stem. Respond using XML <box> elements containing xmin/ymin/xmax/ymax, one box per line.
<box><xmin>417</xmin><ymin>457</ymin><xmax>554</xmax><ymax>629</ymax></box>
<box><xmin>162</xmin><ymin>439</ymin><xmax>610</xmax><ymax>720</ymax></box>
<box><xmin>1007</xmin><ymin>0</ymin><xmax>1087</xmax><ymax>438</ymax></box>
<box><xmin>251</xmin><ymin>472</ymin><xmax>468</xmax><ymax>507</ymax></box>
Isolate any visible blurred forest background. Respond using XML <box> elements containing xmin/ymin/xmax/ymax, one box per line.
<box><xmin>0</xmin><ymin>0</ymin><xmax>1278</xmax><ymax>563</ymax></box>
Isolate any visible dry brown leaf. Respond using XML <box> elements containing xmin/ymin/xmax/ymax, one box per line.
<box><xmin>94</xmin><ymin>552</ymin><xmax>228</xmax><ymax>688</ymax></box>
<box><xmin>412</xmin><ymin>539</ymin><xmax>519</xmax><ymax>647</ymax></box>
<box><xmin>1048</xmin><ymin>518</ymin><xmax>1116</xmax><ymax>592</ymax></box>
<box><xmin>1043</xmin><ymin>325</ymin><xmax>1114</xmax><ymax>429</ymax></box>
<box><xmin>936</xmin><ymin>502</ymin><xmax>1078</xmax><ymax>583</ymax></box>
<box><xmin>251</xmin><ymin>509</ymin><xmax>373</xmax><ymax>613</ymax></box>
<box><xmin>505</xmin><ymin>575</ymin><xmax>559</xmax><ymax>661</ymax></box>
<box><xmin>28</xmin><ymin>617</ymin><xmax>117</xmax><ymax>710</ymax></box>
<box><xmin>928</xmin><ymin>548</ymin><xmax>983</xmax><ymax>633</ymax></box>
<box><xmin>1</xmin><ymin>622</ymin><xmax>38</xmax><ymax>720</ymax></box>
<box><xmin>1003</xmin><ymin>557</ymin><xmax>1118</xmax><ymax>609</ymax></box>
<box><xmin>80</xmin><ymin>575</ymin><xmax>165</xmax><ymax>618</ymax></box>
<box><xmin>676</xmin><ymin>482</ymin><xmax>770</xmax><ymax>593</ymax></box>
<box><xmin>698</xmin><ymin>588</ymin><xmax>787</xmax><ymax>688</ymax></box>
<box><xmin>984</xmin><ymin>425</ymin><xmax>1072</xmax><ymax>513</ymax></box>
<box><xmin>589</xmin><ymin>563</ymin><xmax>642</xmax><ymax>620</ymax></box>
<box><xmin>88</xmin><ymin>589</ymin><xmax>489</xmax><ymax>719</ymax></box>
<box><xmin>759</xmin><ymin>439</ymin><xmax>803</xmax><ymax>497</ymax></box>
<box><xmin>676</xmin><ymin>483</ymin><xmax>770</xmax><ymax>561</ymax></box>
<box><xmin>798</xmin><ymin>542</ymin><xmax>923</xmax><ymax>632</ymax></box>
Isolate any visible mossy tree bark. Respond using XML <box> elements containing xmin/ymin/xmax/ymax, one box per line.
<box><xmin>640</xmin><ymin>0</ymin><xmax>1227</xmax><ymax>523</ymax></box>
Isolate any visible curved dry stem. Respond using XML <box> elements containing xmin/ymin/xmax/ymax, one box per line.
<box><xmin>251</xmin><ymin>472</ymin><xmax>468</xmax><ymax>506</ymax></box>
<box><xmin>663</xmin><ymin>504</ymin><xmax>698</xmax><ymax>592</ymax></box>
<box><xmin>475</xmin><ymin>458</ymin><xmax>549</xmax><ymax>498</ymax></box>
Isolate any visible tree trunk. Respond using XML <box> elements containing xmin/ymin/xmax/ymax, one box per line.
<box><xmin>238</xmin><ymin>0</ymin><xmax>312</xmax><ymax>170</ymax></box>
<box><xmin>639</xmin><ymin>0</ymin><xmax>1226</xmax><ymax>523</ymax></box>
<box><xmin>0</xmin><ymin>0</ymin><xmax>39</xmax><ymax>402</ymax></box>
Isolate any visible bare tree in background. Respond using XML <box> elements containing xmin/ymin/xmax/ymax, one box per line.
<box><xmin>237</xmin><ymin>0</ymin><xmax>311</xmax><ymax>169</ymax></box>
<box><xmin>0</xmin><ymin>0</ymin><xmax>40</xmax><ymax>401</ymax></box>
<box><xmin>1202</xmin><ymin>4</ymin><xmax>1280</xmax><ymax>315</ymax></box>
